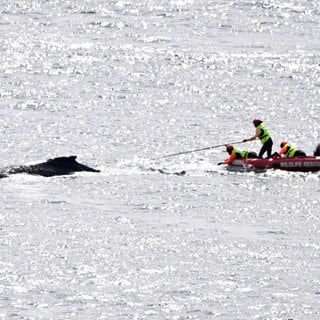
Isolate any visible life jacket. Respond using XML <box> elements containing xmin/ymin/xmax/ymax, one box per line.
<box><xmin>284</xmin><ymin>143</ymin><xmax>298</xmax><ymax>157</ymax></box>
<box><xmin>232</xmin><ymin>147</ymin><xmax>248</xmax><ymax>158</ymax></box>
<box><xmin>256</xmin><ymin>123</ymin><xmax>271</xmax><ymax>144</ymax></box>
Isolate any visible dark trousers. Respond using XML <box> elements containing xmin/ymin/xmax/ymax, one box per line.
<box><xmin>247</xmin><ymin>152</ymin><xmax>259</xmax><ymax>158</ymax></box>
<box><xmin>259</xmin><ymin>138</ymin><xmax>273</xmax><ymax>158</ymax></box>
<box><xmin>294</xmin><ymin>150</ymin><xmax>306</xmax><ymax>157</ymax></box>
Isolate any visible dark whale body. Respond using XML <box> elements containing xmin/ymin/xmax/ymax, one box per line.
<box><xmin>0</xmin><ymin>156</ymin><xmax>100</xmax><ymax>178</ymax></box>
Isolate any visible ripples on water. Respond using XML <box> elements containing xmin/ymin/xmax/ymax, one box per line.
<box><xmin>1</xmin><ymin>1</ymin><xmax>320</xmax><ymax>319</ymax></box>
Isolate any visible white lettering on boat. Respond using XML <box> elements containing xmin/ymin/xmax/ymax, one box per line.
<box><xmin>233</xmin><ymin>160</ymin><xmax>245</xmax><ymax>165</ymax></box>
<box><xmin>303</xmin><ymin>162</ymin><xmax>320</xmax><ymax>167</ymax></box>
<box><xmin>280</xmin><ymin>162</ymin><xmax>302</xmax><ymax>168</ymax></box>
<box><xmin>279</xmin><ymin>161</ymin><xmax>320</xmax><ymax>168</ymax></box>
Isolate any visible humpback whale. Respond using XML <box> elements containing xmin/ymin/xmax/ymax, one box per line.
<box><xmin>0</xmin><ymin>156</ymin><xmax>100</xmax><ymax>178</ymax></box>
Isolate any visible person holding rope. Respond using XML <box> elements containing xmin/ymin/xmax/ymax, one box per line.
<box><xmin>243</xmin><ymin>119</ymin><xmax>273</xmax><ymax>158</ymax></box>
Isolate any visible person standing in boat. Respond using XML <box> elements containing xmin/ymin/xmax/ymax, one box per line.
<box><xmin>243</xmin><ymin>119</ymin><xmax>273</xmax><ymax>158</ymax></box>
<box><xmin>218</xmin><ymin>144</ymin><xmax>258</xmax><ymax>165</ymax></box>
<box><xmin>278</xmin><ymin>141</ymin><xmax>306</xmax><ymax>157</ymax></box>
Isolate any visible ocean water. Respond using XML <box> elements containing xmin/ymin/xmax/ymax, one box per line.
<box><xmin>1</xmin><ymin>0</ymin><xmax>320</xmax><ymax>319</ymax></box>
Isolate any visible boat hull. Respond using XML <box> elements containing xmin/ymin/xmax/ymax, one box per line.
<box><xmin>228</xmin><ymin>157</ymin><xmax>320</xmax><ymax>172</ymax></box>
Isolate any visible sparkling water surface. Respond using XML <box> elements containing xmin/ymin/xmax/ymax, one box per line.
<box><xmin>1</xmin><ymin>0</ymin><xmax>320</xmax><ymax>319</ymax></box>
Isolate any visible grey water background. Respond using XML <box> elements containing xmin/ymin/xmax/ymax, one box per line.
<box><xmin>1</xmin><ymin>0</ymin><xmax>320</xmax><ymax>319</ymax></box>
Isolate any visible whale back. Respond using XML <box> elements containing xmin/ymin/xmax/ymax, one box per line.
<box><xmin>0</xmin><ymin>156</ymin><xmax>100</xmax><ymax>178</ymax></box>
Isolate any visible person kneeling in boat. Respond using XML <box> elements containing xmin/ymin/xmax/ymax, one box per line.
<box><xmin>277</xmin><ymin>141</ymin><xmax>307</xmax><ymax>158</ymax></box>
<box><xmin>218</xmin><ymin>144</ymin><xmax>258</xmax><ymax>165</ymax></box>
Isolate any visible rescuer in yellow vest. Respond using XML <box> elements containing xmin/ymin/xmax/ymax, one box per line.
<box><xmin>218</xmin><ymin>144</ymin><xmax>258</xmax><ymax>165</ymax></box>
<box><xmin>243</xmin><ymin>119</ymin><xmax>273</xmax><ymax>158</ymax></box>
<box><xmin>279</xmin><ymin>142</ymin><xmax>306</xmax><ymax>157</ymax></box>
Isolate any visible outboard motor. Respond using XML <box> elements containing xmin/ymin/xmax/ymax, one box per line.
<box><xmin>314</xmin><ymin>144</ymin><xmax>320</xmax><ymax>156</ymax></box>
